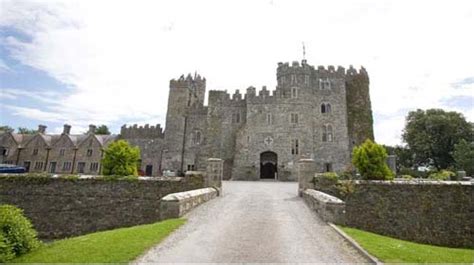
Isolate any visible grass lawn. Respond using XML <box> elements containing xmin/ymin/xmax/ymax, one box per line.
<box><xmin>13</xmin><ymin>218</ymin><xmax>185</xmax><ymax>263</ymax></box>
<box><xmin>340</xmin><ymin>226</ymin><xmax>474</xmax><ymax>263</ymax></box>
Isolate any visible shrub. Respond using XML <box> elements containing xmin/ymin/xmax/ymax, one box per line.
<box><xmin>0</xmin><ymin>205</ymin><xmax>40</xmax><ymax>262</ymax></box>
<box><xmin>321</xmin><ymin>172</ymin><xmax>339</xmax><ymax>181</ymax></box>
<box><xmin>401</xmin><ymin>175</ymin><xmax>413</xmax><ymax>180</ymax></box>
<box><xmin>428</xmin><ymin>170</ymin><xmax>455</xmax><ymax>181</ymax></box>
<box><xmin>352</xmin><ymin>139</ymin><xmax>394</xmax><ymax>180</ymax></box>
<box><xmin>102</xmin><ymin>140</ymin><xmax>140</xmax><ymax>176</ymax></box>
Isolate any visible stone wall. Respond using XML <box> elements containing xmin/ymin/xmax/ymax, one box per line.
<box><xmin>302</xmin><ymin>189</ymin><xmax>345</xmax><ymax>224</ymax></box>
<box><xmin>0</xmin><ymin>175</ymin><xmax>204</xmax><ymax>239</ymax></box>
<box><xmin>160</xmin><ymin>187</ymin><xmax>218</xmax><ymax>219</ymax></box>
<box><xmin>345</xmin><ymin>181</ymin><xmax>474</xmax><ymax>248</ymax></box>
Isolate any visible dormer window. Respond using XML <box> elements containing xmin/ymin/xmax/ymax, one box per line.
<box><xmin>87</xmin><ymin>149</ymin><xmax>93</xmax><ymax>157</ymax></box>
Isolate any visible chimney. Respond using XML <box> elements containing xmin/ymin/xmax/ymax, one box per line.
<box><xmin>88</xmin><ymin>124</ymin><xmax>96</xmax><ymax>134</ymax></box>
<box><xmin>63</xmin><ymin>124</ymin><xmax>71</xmax><ymax>135</ymax></box>
<box><xmin>38</xmin><ymin>125</ymin><xmax>47</xmax><ymax>134</ymax></box>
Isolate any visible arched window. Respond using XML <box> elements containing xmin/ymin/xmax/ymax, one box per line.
<box><xmin>322</xmin><ymin>124</ymin><xmax>334</xmax><ymax>142</ymax></box>
<box><xmin>322</xmin><ymin>126</ymin><xmax>327</xmax><ymax>142</ymax></box>
<box><xmin>321</xmin><ymin>103</ymin><xmax>332</xmax><ymax>114</ymax></box>
<box><xmin>327</xmin><ymin>125</ymin><xmax>333</xmax><ymax>142</ymax></box>
<box><xmin>192</xmin><ymin>130</ymin><xmax>201</xmax><ymax>145</ymax></box>
<box><xmin>326</xmin><ymin>103</ymin><xmax>332</xmax><ymax>113</ymax></box>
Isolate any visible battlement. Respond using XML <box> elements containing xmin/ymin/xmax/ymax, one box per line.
<box><xmin>170</xmin><ymin>73</ymin><xmax>206</xmax><ymax>88</ymax></box>
<box><xmin>276</xmin><ymin>60</ymin><xmax>368</xmax><ymax>78</ymax></box>
<box><xmin>121</xmin><ymin>124</ymin><xmax>164</xmax><ymax>139</ymax></box>
<box><xmin>208</xmin><ymin>90</ymin><xmax>246</xmax><ymax>106</ymax></box>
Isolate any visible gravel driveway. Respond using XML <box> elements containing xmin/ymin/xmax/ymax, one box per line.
<box><xmin>135</xmin><ymin>181</ymin><xmax>369</xmax><ymax>263</ymax></box>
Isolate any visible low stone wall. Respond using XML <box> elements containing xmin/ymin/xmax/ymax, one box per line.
<box><xmin>345</xmin><ymin>180</ymin><xmax>474</xmax><ymax>248</ymax></box>
<box><xmin>0</xmin><ymin>175</ymin><xmax>204</xmax><ymax>239</ymax></box>
<box><xmin>302</xmin><ymin>189</ymin><xmax>345</xmax><ymax>224</ymax></box>
<box><xmin>160</xmin><ymin>187</ymin><xmax>218</xmax><ymax>219</ymax></box>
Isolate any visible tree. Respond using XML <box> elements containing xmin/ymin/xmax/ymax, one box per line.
<box><xmin>95</xmin><ymin>125</ymin><xmax>111</xmax><ymax>135</ymax></box>
<box><xmin>0</xmin><ymin>126</ymin><xmax>13</xmax><ymax>133</ymax></box>
<box><xmin>352</xmin><ymin>139</ymin><xmax>394</xmax><ymax>180</ymax></box>
<box><xmin>402</xmin><ymin>109</ymin><xmax>472</xmax><ymax>169</ymax></box>
<box><xmin>101</xmin><ymin>140</ymin><xmax>140</xmax><ymax>176</ymax></box>
<box><xmin>17</xmin><ymin>127</ymin><xmax>37</xmax><ymax>134</ymax></box>
<box><xmin>453</xmin><ymin>139</ymin><xmax>474</xmax><ymax>176</ymax></box>
<box><xmin>383</xmin><ymin>145</ymin><xmax>415</xmax><ymax>171</ymax></box>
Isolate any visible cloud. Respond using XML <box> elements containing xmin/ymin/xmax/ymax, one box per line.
<box><xmin>1</xmin><ymin>0</ymin><xmax>473</xmax><ymax>144</ymax></box>
<box><xmin>0</xmin><ymin>58</ymin><xmax>10</xmax><ymax>72</ymax></box>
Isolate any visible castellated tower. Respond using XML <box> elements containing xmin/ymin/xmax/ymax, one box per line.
<box><xmin>162</xmin><ymin>73</ymin><xmax>206</xmax><ymax>173</ymax></box>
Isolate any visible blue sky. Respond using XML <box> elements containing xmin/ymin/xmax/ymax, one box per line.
<box><xmin>0</xmin><ymin>0</ymin><xmax>473</xmax><ymax>145</ymax></box>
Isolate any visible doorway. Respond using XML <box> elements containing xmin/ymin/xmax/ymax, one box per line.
<box><xmin>260</xmin><ymin>151</ymin><xmax>277</xmax><ymax>179</ymax></box>
<box><xmin>145</xmin><ymin>165</ymin><xmax>153</xmax><ymax>176</ymax></box>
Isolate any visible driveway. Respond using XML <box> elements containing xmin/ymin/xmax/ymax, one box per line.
<box><xmin>135</xmin><ymin>181</ymin><xmax>369</xmax><ymax>263</ymax></box>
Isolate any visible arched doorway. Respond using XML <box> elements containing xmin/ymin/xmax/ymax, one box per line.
<box><xmin>260</xmin><ymin>151</ymin><xmax>277</xmax><ymax>179</ymax></box>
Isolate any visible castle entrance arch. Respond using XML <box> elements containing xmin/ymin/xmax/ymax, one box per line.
<box><xmin>260</xmin><ymin>151</ymin><xmax>277</xmax><ymax>179</ymax></box>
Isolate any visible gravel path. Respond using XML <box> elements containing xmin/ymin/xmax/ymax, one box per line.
<box><xmin>135</xmin><ymin>181</ymin><xmax>369</xmax><ymax>263</ymax></box>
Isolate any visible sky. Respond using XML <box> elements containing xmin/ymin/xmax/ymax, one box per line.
<box><xmin>0</xmin><ymin>0</ymin><xmax>473</xmax><ymax>146</ymax></box>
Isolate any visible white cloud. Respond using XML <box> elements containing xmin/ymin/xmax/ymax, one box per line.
<box><xmin>0</xmin><ymin>0</ymin><xmax>473</xmax><ymax>143</ymax></box>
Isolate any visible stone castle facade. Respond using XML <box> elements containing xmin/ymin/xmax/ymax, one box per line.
<box><xmin>0</xmin><ymin>59</ymin><xmax>373</xmax><ymax>180</ymax></box>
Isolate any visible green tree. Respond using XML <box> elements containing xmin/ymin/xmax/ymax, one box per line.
<box><xmin>17</xmin><ymin>127</ymin><xmax>37</xmax><ymax>134</ymax></box>
<box><xmin>383</xmin><ymin>145</ymin><xmax>415</xmax><ymax>171</ymax></box>
<box><xmin>402</xmin><ymin>109</ymin><xmax>472</xmax><ymax>169</ymax></box>
<box><xmin>352</xmin><ymin>139</ymin><xmax>394</xmax><ymax>180</ymax></box>
<box><xmin>101</xmin><ymin>140</ymin><xmax>140</xmax><ymax>176</ymax></box>
<box><xmin>95</xmin><ymin>125</ymin><xmax>111</xmax><ymax>135</ymax></box>
<box><xmin>453</xmin><ymin>139</ymin><xmax>474</xmax><ymax>176</ymax></box>
<box><xmin>0</xmin><ymin>126</ymin><xmax>14</xmax><ymax>133</ymax></box>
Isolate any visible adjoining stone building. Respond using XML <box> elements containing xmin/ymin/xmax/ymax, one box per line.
<box><xmin>0</xmin><ymin>59</ymin><xmax>374</xmax><ymax>180</ymax></box>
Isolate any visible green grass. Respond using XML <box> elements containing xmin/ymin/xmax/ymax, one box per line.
<box><xmin>13</xmin><ymin>218</ymin><xmax>185</xmax><ymax>263</ymax></box>
<box><xmin>340</xmin><ymin>226</ymin><xmax>474</xmax><ymax>263</ymax></box>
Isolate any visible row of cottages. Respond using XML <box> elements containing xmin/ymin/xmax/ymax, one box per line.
<box><xmin>0</xmin><ymin>124</ymin><xmax>116</xmax><ymax>174</ymax></box>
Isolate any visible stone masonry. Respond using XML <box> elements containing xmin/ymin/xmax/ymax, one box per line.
<box><xmin>0</xmin><ymin>58</ymin><xmax>374</xmax><ymax>180</ymax></box>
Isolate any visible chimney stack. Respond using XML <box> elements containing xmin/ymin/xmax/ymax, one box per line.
<box><xmin>63</xmin><ymin>124</ymin><xmax>71</xmax><ymax>135</ymax></box>
<box><xmin>38</xmin><ymin>125</ymin><xmax>47</xmax><ymax>134</ymax></box>
<box><xmin>88</xmin><ymin>124</ymin><xmax>96</xmax><ymax>134</ymax></box>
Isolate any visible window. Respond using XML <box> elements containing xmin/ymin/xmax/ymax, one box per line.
<box><xmin>291</xmin><ymin>139</ymin><xmax>299</xmax><ymax>155</ymax></box>
<box><xmin>87</xmin><ymin>149</ymin><xmax>93</xmax><ymax>157</ymax></box>
<box><xmin>280</xmin><ymin>76</ymin><xmax>286</xmax><ymax>84</ymax></box>
<box><xmin>291</xmin><ymin>74</ymin><xmax>296</xmax><ymax>84</ymax></box>
<box><xmin>321</xmin><ymin>103</ymin><xmax>332</xmax><ymax>114</ymax></box>
<box><xmin>290</xmin><ymin>113</ymin><xmax>299</xmax><ymax>124</ymax></box>
<box><xmin>322</xmin><ymin>124</ymin><xmax>334</xmax><ymax>142</ymax></box>
<box><xmin>319</xmin><ymin>78</ymin><xmax>331</xmax><ymax>90</ymax></box>
<box><xmin>291</xmin><ymin>87</ymin><xmax>298</xmax><ymax>98</ymax></box>
<box><xmin>266</xmin><ymin>113</ymin><xmax>273</xmax><ymax>125</ymax></box>
<box><xmin>187</xmin><ymin>91</ymin><xmax>192</xmax><ymax>106</ymax></box>
<box><xmin>90</xmin><ymin>162</ymin><xmax>99</xmax><ymax>172</ymax></box>
<box><xmin>59</xmin><ymin>149</ymin><xmax>65</xmax><ymax>156</ymax></box>
<box><xmin>325</xmin><ymin>163</ymin><xmax>333</xmax><ymax>172</ymax></box>
<box><xmin>62</xmin><ymin>161</ymin><xmax>72</xmax><ymax>171</ymax></box>
<box><xmin>32</xmin><ymin>149</ymin><xmax>38</xmax><ymax>156</ymax></box>
<box><xmin>2</xmin><ymin>148</ymin><xmax>8</xmax><ymax>156</ymax></box>
<box><xmin>192</xmin><ymin>131</ymin><xmax>201</xmax><ymax>145</ymax></box>
<box><xmin>304</xmin><ymin>75</ymin><xmax>310</xmax><ymax>85</ymax></box>
<box><xmin>187</xmin><ymin>164</ymin><xmax>195</xmax><ymax>171</ymax></box>
<box><xmin>77</xmin><ymin>162</ymin><xmax>86</xmax><ymax>173</ymax></box>
<box><xmin>232</xmin><ymin>112</ymin><xmax>241</xmax><ymax>123</ymax></box>
<box><xmin>34</xmin><ymin>161</ymin><xmax>44</xmax><ymax>170</ymax></box>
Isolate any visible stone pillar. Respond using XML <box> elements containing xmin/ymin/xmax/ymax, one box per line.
<box><xmin>387</xmin><ymin>155</ymin><xmax>397</xmax><ymax>175</ymax></box>
<box><xmin>298</xmin><ymin>158</ymin><xmax>315</xmax><ymax>197</ymax></box>
<box><xmin>206</xmin><ymin>158</ymin><xmax>223</xmax><ymax>195</ymax></box>
<box><xmin>456</xmin><ymin>171</ymin><xmax>466</xmax><ymax>181</ymax></box>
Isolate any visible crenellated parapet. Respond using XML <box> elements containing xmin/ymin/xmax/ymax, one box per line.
<box><xmin>169</xmin><ymin>73</ymin><xmax>206</xmax><ymax>88</ymax></box>
<box><xmin>208</xmin><ymin>90</ymin><xmax>246</xmax><ymax>107</ymax></box>
<box><xmin>121</xmin><ymin>124</ymin><xmax>164</xmax><ymax>139</ymax></box>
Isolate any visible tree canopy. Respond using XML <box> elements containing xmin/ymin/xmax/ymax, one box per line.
<box><xmin>402</xmin><ymin>109</ymin><xmax>472</xmax><ymax>169</ymax></box>
<box><xmin>453</xmin><ymin>139</ymin><xmax>474</xmax><ymax>176</ymax></box>
<box><xmin>101</xmin><ymin>140</ymin><xmax>140</xmax><ymax>176</ymax></box>
<box><xmin>17</xmin><ymin>127</ymin><xmax>37</xmax><ymax>134</ymax></box>
<box><xmin>95</xmin><ymin>125</ymin><xmax>111</xmax><ymax>135</ymax></box>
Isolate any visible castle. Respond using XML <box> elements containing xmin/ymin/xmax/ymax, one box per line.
<box><xmin>0</xmin><ymin>59</ymin><xmax>374</xmax><ymax>180</ymax></box>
